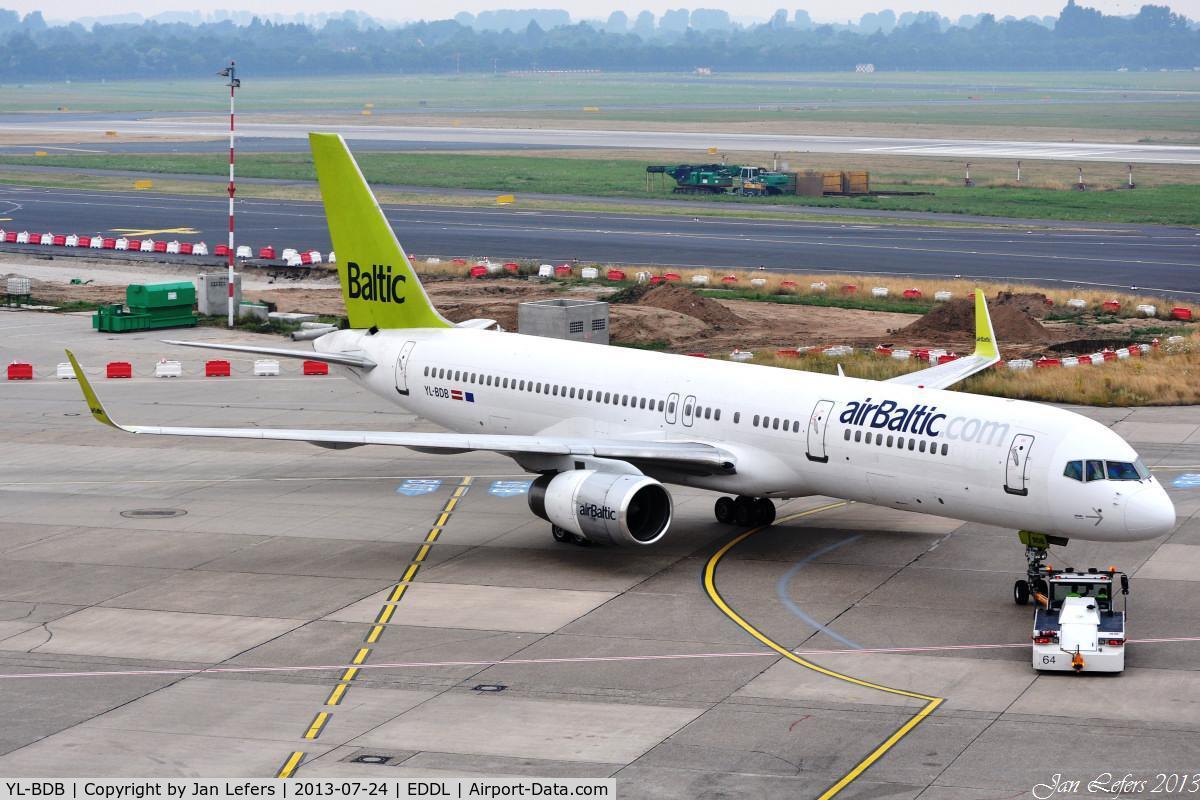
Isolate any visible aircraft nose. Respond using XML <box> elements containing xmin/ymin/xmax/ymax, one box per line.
<box><xmin>1124</xmin><ymin>486</ymin><xmax>1176</xmax><ymax>539</ymax></box>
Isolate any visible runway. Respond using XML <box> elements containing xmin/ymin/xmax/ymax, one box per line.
<box><xmin>3</xmin><ymin>116</ymin><xmax>1200</xmax><ymax>164</ymax></box>
<box><xmin>0</xmin><ymin>312</ymin><xmax>1198</xmax><ymax>793</ymax></box>
<box><xmin>1</xmin><ymin>184</ymin><xmax>1197</xmax><ymax>297</ymax></box>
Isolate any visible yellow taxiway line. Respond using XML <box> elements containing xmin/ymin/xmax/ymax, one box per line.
<box><xmin>702</xmin><ymin>500</ymin><xmax>944</xmax><ymax>800</ymax></box>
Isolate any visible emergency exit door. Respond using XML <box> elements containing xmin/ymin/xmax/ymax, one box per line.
<box><xmin>806</xmin><ymin>399</ymin><xmax>835</xmax><ymax>463</ymax></box>
<box><xmin>1005</xmin><ymin>433</ymin><xmax>1035</xmax><ymax>496</ymax></box>
<box><xmin>394</xmin><ymin>340</ymin><xmax>415</xmax><ymax>396</ymax></box>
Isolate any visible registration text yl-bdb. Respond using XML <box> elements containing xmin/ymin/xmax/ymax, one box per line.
<box><xmin>4</xmin><ymin>784</ymin><xmax>279</xmax><ymax>799</ymax></box>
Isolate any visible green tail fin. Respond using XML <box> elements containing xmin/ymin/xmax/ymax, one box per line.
<box><xmin>309</xmin><ymin>132</ymin><xmax>451</xmax><ymax>330</ymax></box>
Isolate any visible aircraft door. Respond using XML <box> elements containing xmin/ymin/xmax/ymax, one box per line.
<box><xmin>682</xmin><ymin>395</ymin><xmax>696</xmax><ymax>427</ymax></box>
<box><xmin>664</xmin><ymin>393</ymin><xmax>679</xmax><ymax>425</ymax></box>
<box><xmin>394</xmin><ymin>340</ymin><xmax>416</xmax><ymax>396</ymax></box>
<box><xmin>806</xmin><ymin>399</ymin><xmax>835</xmax><ymax>463</ymax></box>
<box><xmin>1005</xmin><ymin>433</ymin><xmax>1035</xmax><ymax>496</ymax></box>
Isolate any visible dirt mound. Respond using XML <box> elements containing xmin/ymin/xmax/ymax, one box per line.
<box><xmin>993</xmin><ymin>291</ymin><xmax>1052</xmax><ymax>319</ymax></box>
<box><xmin>636</xmin><ymin>284</ymin><xmax>744</xmax><ymax>329</ymax></box>
<box><xmin>899</xmin><ymin>296</ymin><xmax>1052</xmax><ymax>344</ymax></box>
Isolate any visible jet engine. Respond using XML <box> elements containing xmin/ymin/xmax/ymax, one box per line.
<box><xmin>528</xmin><ymin>469</ymin><xmax>673</xmax><ymax>546</ymax></box>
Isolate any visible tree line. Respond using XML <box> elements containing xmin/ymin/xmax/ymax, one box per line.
<box><xmin>0</xmin><ymin>2</ymin><xmax>1195</xmax><ymax>81</ymax></box>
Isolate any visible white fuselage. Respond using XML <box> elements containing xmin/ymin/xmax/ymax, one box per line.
<box><xmin>317</xmin><ymin>326</ymin><xmax>1175</xmax><ymax>543</ymax></box>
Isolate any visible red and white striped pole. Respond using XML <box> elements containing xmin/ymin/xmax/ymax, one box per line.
<box><xmin>218</xmin><ymin>61</ymin><xmax>240</xmax><ymax>328</ymax></box>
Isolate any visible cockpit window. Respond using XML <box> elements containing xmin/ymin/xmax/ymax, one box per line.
<box><xmin>1063</xmin><ymin>461</ymin><xmax>1083</xmax><ymax>482</ymax></box>
<box><xmin>1085</xmin><ymin>460</ymin><xmax>1105</xmax><ymax>482</ymax></box>
<box><xmin>1106</xmin><ymin>461</ymin><xmax>1142</xmax><ymax>481</ymax></box>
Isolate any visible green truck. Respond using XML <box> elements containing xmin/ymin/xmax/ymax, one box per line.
<box><xmin>646</xmin><ymin>164</ymin><xmax>796</xmax><ymax>196</ymax></box>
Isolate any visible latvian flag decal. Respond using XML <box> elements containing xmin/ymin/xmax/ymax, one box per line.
<box><xmin>450</xmin><ymin>389</ymin><xmax>475</xmax><ymax>403</ymax></box>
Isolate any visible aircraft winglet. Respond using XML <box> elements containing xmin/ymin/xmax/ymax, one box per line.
<box><xmin>65</xmin><ymin>349</ymin><xmax>120</xmax><ymax>429</ymax></box>
<box><xmin>884</xmin><ymin>288</ymin><xmax>1001</xmax><ymax>390</ymax></box>
<box><xmin>972</xmin><ymin>288</ymin><xmax>999</xmax><ymax>361</ymax></box>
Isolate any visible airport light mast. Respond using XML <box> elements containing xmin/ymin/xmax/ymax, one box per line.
<box><xmin>217</xmin><ymin>61</ymin><xmax>240</xmax><ymax>328</ymax></box>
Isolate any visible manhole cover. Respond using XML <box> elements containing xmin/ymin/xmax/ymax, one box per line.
<box><xmin>472</xmin><ymin>684</ymin><xmax>507</xmax><ymax>693</ymax></box>
<box><xmin>120</xmin><ymin>508</ymin><xmax>187</xmax><ymax>519</ymax></box>
<box><xmin>350</xmin><ymin>755</ymin><xmax>392</xmax><ymax>765</ymax></box>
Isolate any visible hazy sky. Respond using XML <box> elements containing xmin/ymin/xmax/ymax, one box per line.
<box><xmin>23</xmin><ymin>0</ymin><xmax>1200</xmax><ymax>24</ymax></box>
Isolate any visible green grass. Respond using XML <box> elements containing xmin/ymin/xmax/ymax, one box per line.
<box><xmin>697</xmin><ymin>288</ymin><xmax>933</xmax><ymax>314</ymax></box>
<box><xmin>3</xmin><ymin>72</ymin><xmax>1198</xmax><ymax>114</ymax></box>
<box><xmin>4</xmin><ymin>151</ymin><xmax>1198</xmax><ymax>225</ymax></box>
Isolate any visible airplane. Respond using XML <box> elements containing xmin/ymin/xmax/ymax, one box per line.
<box><xmin>66</xmin><ymin>133</ymin><xmax>1175</xmax><ymax>602</ymax></box>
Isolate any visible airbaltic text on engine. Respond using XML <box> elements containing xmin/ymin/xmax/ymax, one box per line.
<box><xmin>839</xmin><ymin>398</ymin><xmax>1010</xmax><ymax>446</ymax></box>
<box><xmin>579</xmin><ymin>503</ymin><xmax>618</xmax><ymax>521</ymax></box>
<box><xmin>345</xmin><ymin>262</ymin><xmax>406</xmax><ymax>303</ymax></box>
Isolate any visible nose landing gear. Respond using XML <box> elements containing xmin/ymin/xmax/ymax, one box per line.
<box><xmin>714</xmin><ymin>495</ymin><xmax>776</xmax><ymax>527</ymax></box>
<box><xmin>1013</xmin><ymin>530</ymin><xmax>1068</xmax><ymax>605</ymax></box>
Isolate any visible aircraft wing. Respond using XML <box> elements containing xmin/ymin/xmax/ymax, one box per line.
<box><xmin>162</xmin><ymin>340</ymin><xmax>376</xmax><ymax>370</ymax></box>
<box><xmin>885</xmin><ymin>288</ymin><xmax>1001</xmax><ymax>390</ymax></box>
<box><xmin>65</xmin><ymin>351</ymin><xmax>735</xmax><ymax>475</ymax></box>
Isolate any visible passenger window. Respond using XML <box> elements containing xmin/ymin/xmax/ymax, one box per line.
<box><xmin>885</xmin><ymin>435</ymin><xmax>893</xmax><ymax>447</ymax></box>
<box><xmin>586</xmin><ymin>390</ymin><xmax>593</xmax><ymax>401</ymax></box>
<box><xmin>733</xmin><ymin>411</ymin><xmax>740</xmax><ymax>423</ymax></box>
<box><xmin>753</xmin><ymin>414</ymin><xmax>760</xmax><ymax>427</ymax></box>
<box><xmin>553</xmin><ymin>385</ymin><xmax>560</xmax><ymax>396</ymax></box>
<box><xmin>941</xmin><ymin>443</ymin><xmax>949</xmax><ymax>456</ymax></box>
<box><xmin>1085</xmin><ymin>460</ymin><xmax>1105</xmax><ymax>482</ymax></box>
<box><xmin>792</xmin><ymin>421</ymin><xmax>800</xmax><ymax>433</ymax></box>
<box><xmin>624</xmin><ymin>395</ymin><xmax>631</xmax><ymax>406</ymax></box>
<box><xmin>896</xmin><ymin>437</ymin><xmax>904</xmax><ymax>449</ymax></box>
<box><xmin>639</xmin><ymin>398</ymin><xmax>646</xmax><ymax>409</ymax></box>
<box><xmin>919</xmin><ymin>440</ymin><xmax>927</xmax><ymax>453</ymax></box>
<box><xmin>855</xmin><ymin>430</ymin><xmax>862</xmax><ymax>442</ymax></box>
<box><xmin>423</xmin><ymin>366</ymin><xmax>429</xmax><ymax>376</ymax></box>
<box><xmin>1063</xmin><ymin>461</ymin><xmax>1083</xmax><ymax>481</ymax></box>
<box><xmin>704</xmin><ymin>408</ymin><xmax>711</xmax><ymax>420</ymax></box>
<box><xmin>668</xmin><ymin>400</ymin><xmax>676</xmax><ymax>414</ymax></box>
<box><xmin>659</xmin><ymin>400</ymin><xmax>666</xmax><ymax>412</ymax></box>
<box><xmin>454</xmin><ymin>370</ymin><xmax>460</xmax><ymax>381</ymax></box>
<box><xmin>471</xmin><ymin>373</ymin><xmax>477</xmax><ymax>383</ymax></box>
<box><xmin>782</xmin><ymin>419</ymin><xmax>789</xmax><ymax>430</ymax></box>
<box><xmin>865</xmin><ymin>432</ymin><xmax>872</xmax><ymax>444</ymax></box>
<box><xmin>772</xmin><ymin>418</ymin><xmax>780</xmax><ymax>430</ymax></box>
<box><xmin>715</xmin><ymin>409</ymin><xmax>721</xmax><ymax>421</ymax></box>
<box><xmin>844</xmin><ymin>429</ymin><xmax>851</xmax><ymax>441</ymax></box>
<box><xmin>1107</xmin><ymin>461</ymin><xmax>1141</xmax><ymax>481</ymax></box>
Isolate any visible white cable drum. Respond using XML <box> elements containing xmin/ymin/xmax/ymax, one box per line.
<box><xmin>1007</xmin><ymin>359</ymin><xmax>1034</xmax><ymax>371</ymax></box>
<box><xmin>1136</xmin><ymin>304</ymin><xmax>1157</xmax><ymax>317</ymax></box>
<box><xmin>871</xmin><ymin>287</ymin><xmax>889</xmax><ymax>298</ymax></box>
<box><xmin>691</xmin><ymin>274</ymin><xmax>709</xmax><ymax>285</ymax></box>
<box><xmin>1066</xmin><ymin>298</ymin><xmax>1086</xmax><ymax>309</ymax></box>
<box><xmin>934</xmin><ymin>290</ymin><xmax>952</xmax><ymax>302</ymax></box>
<box><xmin>581</xmin><ymin>267</ymin><xmax>599</xmax><ymax>280</ymax></box>
<box><xmin>810</xmin><ymin>281</ymin><xmax>827</xmax><ymax>292</ymax></box>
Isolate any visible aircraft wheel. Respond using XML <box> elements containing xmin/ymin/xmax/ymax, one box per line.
<box><xmin>733</xmin><ymin>496</ymin><xmax>755</xmax><ymax>527</ymax></box>
<box><xmin>1013</xmin><ymin>579</ymin><xmax>1030</xmax><ymax>606</ymax></box>
<box><xmin>552</xmin><ymin>525</ymin><xmax>572</xmax><ymax>544</ymax></box>
<box><xmin>714</xmin><ymin>496</ymin><xmax>736</xmax><ymax>524</ymax></box>
<box><xmin>753</xmin><ymin>498</ymin><xmax>776</xmax><ymax>526</ymax></box>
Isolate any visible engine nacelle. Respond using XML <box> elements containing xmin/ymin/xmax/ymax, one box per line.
<box><xmin>529</xmin><ymin>470</ymin><xmax>673</xmax><ymax>546</ymax></box>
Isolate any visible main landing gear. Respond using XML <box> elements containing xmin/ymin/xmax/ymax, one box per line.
<box><xmin>714</xmin><ymin>495</ymin><xmax>776</xmax><ymax>527</ymax></box>
<box><xmin>1012</xmin><ymin>530</ymin><xmax>1067</xmax><ymax>605</ymax></box>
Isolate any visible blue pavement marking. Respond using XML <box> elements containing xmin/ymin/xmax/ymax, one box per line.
<box><xmin>1172</xmin><ymin>473</ymin><xmax>1200</xmax><ymax>489</ymax></box>
<box><xmin>396</xmin><ymin>479</ymin><xmax>443</xmax><ymax>497</ymax></box>
<box><xmin>776</xmin><ymin>534</ymin><xmax>865</xmax><ymax>650</ymax></box>
<box><xmin>489</xmin><ymin>480</ymin><xmax>532</xmax><ymax>497</ymax></box>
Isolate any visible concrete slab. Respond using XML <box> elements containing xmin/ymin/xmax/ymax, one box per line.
<box><xmin>196</xmin><ymin>537</ymin><xmax>472</xmax><ymax>579</ymax></box>
<box><xmin>229</xmin><ymin>620</ymin><xmax>540</xmax><ymax>686</ymax></box>
<box><xmin>0</xmin><ymin>559</ymin><xmax>176</xmax><ymax>606</ymax></box>
<box><xmin>1135</xmin><ymin>542</ymin><xmax>1200</xmax><ymax>580</ymax></box>
<box><xmin>1012</xmin><ymin>667</ymin><xmax>1200</xmax><ymax>725</ymax></box>
<box><xmin>471</xmin><ymin>633</ymin><xmax>777</xmax><ymax>704</ymax></box>
<box><xmin>350</xmin><ymin>691</ymin><xmax>704</xmax><ymax>764</ymax></box>
<box><xmin>0</xmin><ymin>522</ymin><xmax>76</xmax><ymax>553</ymax></box>
<box><xmin>736</xmin><ymin>653</ymin><xmax>1036</xmax><ymax>713</ymax></box>
<box><xmin>0</xmin><ymin>607</ymin><xmax>303</xmax><ymax>661</ymax></box>
<box><xmin>418</xmin><ymin>546</ymin><xmax>679</xmax><ymax>592</ymax></box>
<box><xmin>1112</xmin><ymin>420</ymin><xmax>1200</xmax><ymax>444</ymax></box>
<box><xmin>326</xmin><ymin>583</ymin><xmax>615</xmax><ymax>634</ymax></box>
<box><xmin>4</xmin><ymin>527</ymin><xmax>267</xmax><ymax>569</ymax></box>
<box><xmin>83</xmin><ymin>676</ymin><xmax>437</xmax><ymax>745</ymax></box>
<box><xmin>0</xmin><ymin>726</ymin><xmax>335</xmax><ymax>777</ymax></box>
<box><xmin>102</xmin><ymin>569</ymin><xmax>390</xmax><ymax>619</ymax></box>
